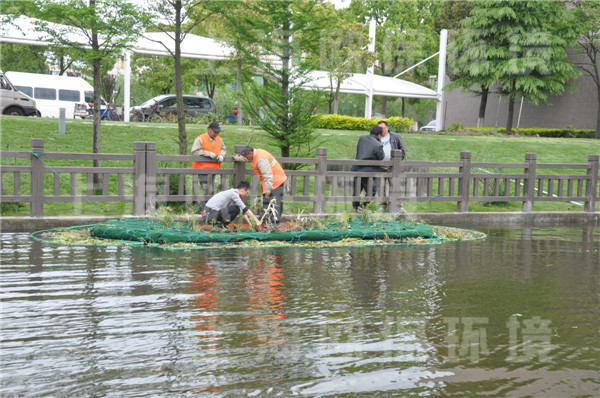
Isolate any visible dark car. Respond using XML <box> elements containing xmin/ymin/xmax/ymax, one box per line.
<box><xmin>130</xmin><ymin>94</ymin><xmax>216</xmax><ymax>121</ymax></box>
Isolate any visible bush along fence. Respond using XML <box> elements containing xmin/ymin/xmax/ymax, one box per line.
<box><xmin>0</xmin><ymin>138</ymin><xmax>598</xmax><ymax>218</ymax></box>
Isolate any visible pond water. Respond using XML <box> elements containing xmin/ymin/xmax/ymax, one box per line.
<box><xmin>1</xmin><ymin>225</ymin><xmax>598</xmax><ymax>397</ymax></box>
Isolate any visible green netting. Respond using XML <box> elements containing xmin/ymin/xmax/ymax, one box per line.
<box><xmin>90</xmin><ymin>218</ymin><xmax>438</xmax><ymax>245</ymax></box>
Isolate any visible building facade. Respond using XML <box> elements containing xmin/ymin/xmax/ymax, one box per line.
<box><xmin>443</xmin><ymin>74</ymin><xmax>597</xmax><ymax>130</ymax></box>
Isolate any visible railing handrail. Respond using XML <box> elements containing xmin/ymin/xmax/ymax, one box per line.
<box><xmin>0</xmin><ymin>139</ymin><xmax>597</xmax><ymax>217</ymax></box>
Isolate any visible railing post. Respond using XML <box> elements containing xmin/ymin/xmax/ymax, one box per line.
<box><xmin>457</xmin><ymin>151</ymin><xmax>471</xmax><ymax>212</ymax></box>
<box><xmin>133</xmin><ymin>141</ymin><xmax>146</xmax><ymax>216</ymax></box>
<box><xmin>146</xmin><ymin>142</ymin><xmax>157</xmax><ymax>214</ymax></box>
<box><xmin>233</xmin><ymin>144</ymin><xmax>247</xmax><ymax>188</ymax></box>
<box><xmin>389</xmin><ymin>149</ymin><xmax>403</xmax><ymax>213</ymax></box>
<box><xmin>313</xmin><ymin>147</ymin><xmax>327</xmax><ymax>214</ymax></box>
<box><xmin>522</xmin><ymin>153</ymin><xmax>537</xmax><ymax>213</ymax></box>
<box><xmin>30</xmin><ymin>138</ymin><xmax>44</xmax><ymax>218</ymax></box>
<box><xmin>585</xmin><ymin>154</ymin><xmax>599</xmax><ymax>212</ymax></box>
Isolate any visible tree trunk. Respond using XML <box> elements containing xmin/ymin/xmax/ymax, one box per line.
<box><xmin>477</xmin><ymin>86</ymin><xmax>489</xmax><ymax>128</ymax></box>
<box><xmin>401</xmin><ymin>97</ymin><xmax>405</xmax><ymax>117</ymax></box>
<box><xmin>596</xmin><ymin>84</ymin><xmax>600</xmax><ymax>139</ymax></box>
<box><xmin>90</xmin><ymin>0</ymin><xmax>102</xmax><ymax>193</ymax></box>
<box><xmin>174</xmin><ymin>0</ymin><xmax>187</xmax><ymax>157</ymax></box>
<box><xmin>506</xmin><ymin>96</ymin><xmax>515</xmax><ymax>134</ymax></box>
<box><xmin>237</xmin><ymin>60</ymin><xmax>243</xmax><ymax>125</ymax></box>
<box><xmin>280</xmin><ymin>3</ymin><xmax>291</xmax><ymax>158</ymax></box>
<box><xmin>334</xmin><ymin>80</ymin><xmax>341</xmax><ymax>114</ymax></box>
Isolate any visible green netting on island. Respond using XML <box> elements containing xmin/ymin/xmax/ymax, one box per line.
<box><xmin>89</xmin><ymin>218</ymin><xmax>438</xmax><ymax>245</ymax></box>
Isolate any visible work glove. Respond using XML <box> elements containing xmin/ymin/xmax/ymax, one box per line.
<box><xmin>207</xmin><ymin>152</ymin><xmax>217</xmax><ymax>159</ymax></box>
<box><xmin>217</xmin><ymin>154</ymin><xmax>224</xmax><ymax>162</ymax></box>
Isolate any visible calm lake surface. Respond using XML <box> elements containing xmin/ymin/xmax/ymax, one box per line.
<box><xmin>1</xmin><ymin>225</ymin><xmax>598</xmax><ymax>397</ymax></box>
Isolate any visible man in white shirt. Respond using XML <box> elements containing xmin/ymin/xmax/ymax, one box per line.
<box><xmin>201</xmin><ymin>180</ymin><xmax>261</xmax><ymax>229</ymax></box>
<box><xmin>378</xmin><ymin>120</ymin><xmax>406</xmax><ymax>212</ymax></box>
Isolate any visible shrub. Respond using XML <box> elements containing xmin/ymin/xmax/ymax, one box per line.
<box><xmin>469</xmin><ymin>127</ymin><xmax>596</xmax><ymax>139</ymax></box>
<box><xmin>313</xmin><ymin>114</ymin><xmax>414</xmax><ymax>132</ymax></box>
<box><xmin>447</xmin><ymin>121</ymin><xmax>464</xmax><ymax>131</ymax></box>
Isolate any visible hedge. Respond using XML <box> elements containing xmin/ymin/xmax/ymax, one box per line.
<box><xmin>470</xmin><ymin>127</ymin><xmax>596</xmax><ymax>139</ymax></box>
<box><xmin>313</xmin><ymin>114</ymin><xmax>414</xmax><ymax>132</ymax></box>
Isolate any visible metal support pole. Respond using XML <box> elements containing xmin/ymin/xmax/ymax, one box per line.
<box><xmin>435</xmin><ymin>29</ymin><xmax>448</xmax><ymax>132</ymax></box>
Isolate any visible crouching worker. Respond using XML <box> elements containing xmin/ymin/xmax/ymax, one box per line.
<box><xmin>233</xmin><ymin>146</ymin><xmax>287</xmax><ymax>224</ymax></box>
<box><xmin>201</xmin><ymin>180</ymin><xmax>261</xmax><ymax>230</ymax></box>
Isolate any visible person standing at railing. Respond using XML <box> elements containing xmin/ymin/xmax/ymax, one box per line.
<box><xmin>233</xmin><ymin>146</ymin><xmax>287</xmax><ymax>224</ymax></box>
<box><xmin>192</xmin><ymin>121</ymin><xmax>226</xmax><ymax>169</ymax></box>
<box><xmin>352</xmin><ymin>125</ymin><xmax>385</xmax><ymax>211</ymax></box>
<box><xmin>192</xmin><ymin>121</ymin><xmax>226</xmax><ymax>199</ymax></box>
<box><xmin>378</xmin><ymin>120</ymin><xmax>406</xmax><ymax>212</ymax></box>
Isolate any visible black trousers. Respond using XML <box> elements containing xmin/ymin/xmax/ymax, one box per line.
<box><xmin>261</xmin><ymin>183</ymin><xmax>284</xmax><ymax>223</ymax></box>
<box><xmin>352</xmin><ymin>175</ymin><xmax>378</xmax><ymax>210</ymax></box>
<box><xmin>202</xmin><ymin>204</ymin><xmax>240</xmax><ymax>226</ymax></box>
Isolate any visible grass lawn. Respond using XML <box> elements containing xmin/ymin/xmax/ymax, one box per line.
<box><xmin>1</xmin><ymin>115</ymin><xmax>598</xmax><ymax>216</ymax></box>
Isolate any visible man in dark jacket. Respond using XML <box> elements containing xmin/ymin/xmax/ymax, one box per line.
<box><xmin>351</xmin><ymin>125</ymin><xmax>384</xmax><ymax>210</ymax></box>
<box><xmin>378</xmin><ymin>120</ymin><xmax>406</xmax><ymax>211</ymax></box>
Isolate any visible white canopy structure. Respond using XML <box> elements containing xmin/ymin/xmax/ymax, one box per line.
<box><xmin>303</xmin><ymin>70</ymin><xmax>437</xmax><ymax>100</ymax></box>
<box><xmin>0</xmin><ymin>15</ymin><xmax>447</xmax><ymax>129</ymax></box>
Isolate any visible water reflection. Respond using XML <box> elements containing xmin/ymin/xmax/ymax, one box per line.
<box><xmin>0</xmin><ymin>226</ymin><xmax>598</xmax><ymax>396</ymax></box>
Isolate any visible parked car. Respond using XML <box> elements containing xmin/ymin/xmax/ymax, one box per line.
<box><xmin>130</xmin><ymin>94</ymin><xmax>216</xmax><ymax>122</ymax></box>
<box><xmin>420</xmin><ymin>120</ymin><xmax>437</xmax><ymax>131</ymax></box>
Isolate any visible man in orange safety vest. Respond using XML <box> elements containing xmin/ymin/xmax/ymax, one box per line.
<box><xmin>233</xmin><ymin>146</ymin><xmax>287</xmax><ymax>224</ymax></box>
<box><xmin>191</xmin><ymin>121</ymin><xmax>226</xmax><ymax>169</ymax></box>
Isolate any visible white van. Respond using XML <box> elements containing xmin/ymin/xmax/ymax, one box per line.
<box><xmin>5</xmin><ymin>71</ymin><xmax>99</xmax><ymax>119</ymax></box>
<box><xmin>0</xmin><ymin>70</ymin><xmax>40</xmax><ymax>116</ymax></box>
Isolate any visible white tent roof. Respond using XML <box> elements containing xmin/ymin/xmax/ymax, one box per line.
<box><xmin>0</xmin><ymin>16</ymin><xmax>233</xmax><ymax>60</ymax></box>
<box><xmin>303</xmin><ymin>70</ymin><xmax>437</xmax><ymax>100</ymax></box>
<box><xmin>134</xmin><ymin>32</ymin><xmax>233</xmax><ymax>61</ymax></box>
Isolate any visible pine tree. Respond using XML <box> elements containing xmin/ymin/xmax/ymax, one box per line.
<box><xmin>448</xmin><ymin>0</ymin><xmax>580</xmax><ymax>133</ymax></box>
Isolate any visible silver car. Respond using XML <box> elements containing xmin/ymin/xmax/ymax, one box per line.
<box><xmin>420</xmin><ymin>120</ymin><xmax>437</xmax><ymax>131</ymax></box>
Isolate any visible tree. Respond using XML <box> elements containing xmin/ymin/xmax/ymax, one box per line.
<box><xmin>210</xmin><ymin>0</ymin><xmax>331</xmax><ymax>159</ymax></box>
<box><xmin>131</xmin><ymin>54</ymin><xmax>202</xmax><ymax>97</ymax></box>
<box><xmin>445</xmin><ymin>2</ymin><xmax>496</xmax><ymax>128</ymax></box>
<box><xmin>312</xmin><ymin>21</ymin><xmax>374</xmax><ymax>114</ymax></box>
<box><xmin>142</xmin><ymin>0</ymin><xmax>212</xmax><ymax>156</ymax></box>
<box><xmin>436</xmin><ymin>0</ymin><xmax>491</xmax><ymax>127</ymax></box>
<box><xmin>572</xmin><ymin>0</ymin><xmax>600</xmax><ymax>139</ymax></box>
<box><xmin>12</xmin><ymin>0</ymin><xmax>149</xmax><ymax>190</ymax></box>
<box><xmin>101</xmin><ymin>74</ymin><xmax>120</xmax><ymax>104</ymax></box>
<box><xmin>194</xmin><ymin>59</ymin><xmax>234</xmax><ymax>99</ymax></box>
<box><xmin>349</xmin><ymin>0</ymin><xmax>441</xmax><ymax>116</ymax></box>
<box><xmin>0</xmin><ymin>43</ymin><xmax>49</xmax><ymax>73</ymax></box>
<box><xmin>449</xmin><ymin>0</ymin><xmax>580</xmax><ymax>133</ymax></box>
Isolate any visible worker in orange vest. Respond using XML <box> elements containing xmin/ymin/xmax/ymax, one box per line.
<box><xmin>233</xmin><ymin>146</ymin><xmax>287</xmax><ymax>224</ymax></box>
<box><xmin>191</xmin><ymin>121</ymin><xmax>226</xmax><ymax>169</ymax></box>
